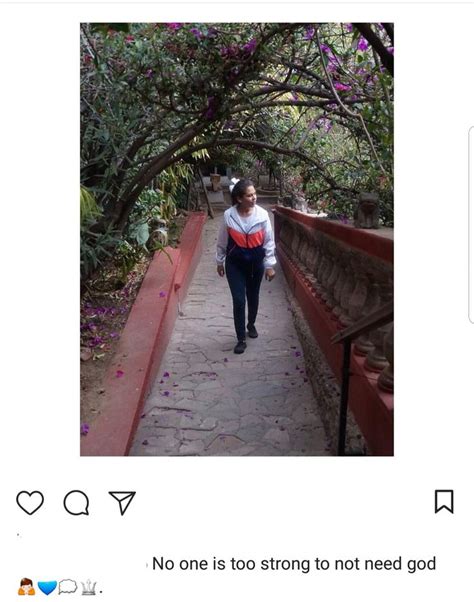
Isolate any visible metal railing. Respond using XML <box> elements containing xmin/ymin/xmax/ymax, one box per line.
<box><xmin>331</xmin><ymin>301</ymin><xmax>394</xmax><ymax>456</ymax></box>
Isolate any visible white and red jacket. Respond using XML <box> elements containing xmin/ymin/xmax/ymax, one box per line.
<box><xmin>216</xmin><ymin>204</ymin><xmax>276</xmax><ymax>268</ymax></box>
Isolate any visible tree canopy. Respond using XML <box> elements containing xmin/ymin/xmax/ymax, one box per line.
<box><xmin>80</xmin><ymin>22</ymin><xmax>393</xmax><ymax>245</ymax></box>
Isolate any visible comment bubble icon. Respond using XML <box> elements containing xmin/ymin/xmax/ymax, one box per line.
<box><xmin>63</xmin><ymin>490</ymin><xmax>90</xmax><ymax>516</ymax></box>
<box><xmin>58</xmin><ymin>579</ymin><xmax>78</xmax><ymax>594</ymax></box>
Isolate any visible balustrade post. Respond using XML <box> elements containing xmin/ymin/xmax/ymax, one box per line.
<box><xmin>364</xmin><ymin>282</ymin><xmax>392</xmax><ymax>372</ymax></box>
<box><xmin>377</xmin><ymin>323</ymin><xmax>394</xmax><ymax>392</ymax></box>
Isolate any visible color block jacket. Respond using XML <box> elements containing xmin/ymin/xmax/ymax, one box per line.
<box><xmin>216</xmin><ymin>205</ymin><xmax>276</xmax><ymax>268</ymax></box>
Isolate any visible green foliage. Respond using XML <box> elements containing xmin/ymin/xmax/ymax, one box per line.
<box><xmin>81</xmin><ymin>21</ymin><xmax>394</xmax><ymax>249</ymax></box>
<box><xmin>80</xmin><ymin>219</ymin><xmax>121</xmax><ymax>280</ymax></box>
<box><xmin>80</xmin><ymin>186</ymin><xmax>101</xmax><ymax>224</ymax></box>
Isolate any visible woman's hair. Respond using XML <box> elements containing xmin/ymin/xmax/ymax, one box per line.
<box><xmin>230</xmin><ymin>178</ymin><xmax>255</xmax><ymax>206</ymax></box>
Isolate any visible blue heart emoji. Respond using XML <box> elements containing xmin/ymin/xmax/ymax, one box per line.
<box><xmin>38</xmin><ymin>581</ymin><xmax>58</xmax><ymax>595</ymax></box>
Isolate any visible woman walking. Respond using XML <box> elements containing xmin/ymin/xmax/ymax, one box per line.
<box><xmin>216</xmin><ymin>179</ymin><xmax>276</xmax><ymax>353</ymax></box>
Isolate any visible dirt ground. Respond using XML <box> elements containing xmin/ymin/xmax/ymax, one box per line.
<box><xmin>80</xmin><ymin>214</ymin><xmax>189</xmax><ymax>433</ymax></box>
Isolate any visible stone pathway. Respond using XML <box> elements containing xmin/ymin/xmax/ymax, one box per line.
<box><xmin>130</xmin><ymin>205</ymin><xmax>331</xmax><ymax>456</ymax></box>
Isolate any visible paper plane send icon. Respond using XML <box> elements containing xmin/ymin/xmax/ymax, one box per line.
<box><xmin>108</xmin><ymin>491</ymin><xmax>136</xmax><ymax>516</ymax></box>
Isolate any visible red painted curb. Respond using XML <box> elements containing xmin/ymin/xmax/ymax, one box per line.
<box><xmin>81</xmin><ymin>213</ymin><xmax>206</xmax><ymax>456</ymax></box>
<box><xmin>278</xmin><ymin>246</ymin><xmax>394</xmax><ymax>456</ymax></box>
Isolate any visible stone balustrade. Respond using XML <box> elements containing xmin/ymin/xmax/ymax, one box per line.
<box><xmin>274</xmin><ymin>207</ymin><xmax>393</xmax><ymax>455</ymax></box>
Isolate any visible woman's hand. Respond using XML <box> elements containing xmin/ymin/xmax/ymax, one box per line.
<box><xmin>265</xmin><ymin>267</ymin><xmax>276</xmax><ymax>281</ymax></box>
<box><xmin>217</xmin><ymin>264</ymin><xmax>225</xmax><ymax>277</ymax></box>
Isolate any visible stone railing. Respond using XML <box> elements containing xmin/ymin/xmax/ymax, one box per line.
<box><xmin>274</xmin><ymin>207</ymin><xmax>393</xmax><ymax>454</ymax></box>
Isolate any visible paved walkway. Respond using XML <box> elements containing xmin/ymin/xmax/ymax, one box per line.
<box><xmin>130</xmin><ymin>205</ymin><xmax>330</xmax><ymax>456</ymax></box>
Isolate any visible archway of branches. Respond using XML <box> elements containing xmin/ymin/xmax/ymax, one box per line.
<box><xmin>80</xmin><ymin>22</ymin><xmax>393</xmax><ymax>283</ymax></box>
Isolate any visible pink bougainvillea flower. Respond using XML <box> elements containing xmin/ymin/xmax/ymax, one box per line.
<box><xmin>80</xmin><ymin>423</ymin><xmax>90</xmax><ymax>436</ymax></box>
<box><xmin>163</xmin><ymin>371</ymin><xmax>170</xmax><ymax>378</ymax></box>
<box><xmin>125</xmin><ymin>34</ymin><xmax>135</xmax><ymax>44</ymax></box>
<box><xmin>159</xmin><ymin>291</ymin><xmax>167</xmax><ymax>298</ymax></box>
<box><xmin>116</xmin><ymin>369</ymin><xmax>124</xmax><ymax>378</ymax></box>
<box><xmin>357</xmin><ymin>37</ymin><xmax>369</xmax><ymax>51</ymax></box>
<box><xmin>167</xmin><ymin>23</ymin><xmax>182</xmax><ymax>30</ymax></box>
<box><xmin>334</xmin><ymin>82</ymin><xmax>352</xmax><ymax>92</ymax></box>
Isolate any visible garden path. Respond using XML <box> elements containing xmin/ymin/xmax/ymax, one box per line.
<box><xmin>129</xmin><ymin>203</ymin><xmax>331</xmax><ymax>456</ymax></box>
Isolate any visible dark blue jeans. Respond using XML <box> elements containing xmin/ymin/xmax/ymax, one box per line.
<box><xmin>226</xmin><ymin>259</ymin><xmax>265</xmax><ymax>341</ymax></box>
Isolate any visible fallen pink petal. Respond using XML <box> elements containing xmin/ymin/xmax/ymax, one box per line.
<box><xmin>163</xmin><ymin>371</ymin><xmax>170</xmax><ymax>378</ymax></box>
<box><xmin>80</xmin><ymin>423</ymin><xmax>90</xmax><ymax>436</ymax></box>
<box><xmin>116</xmin><ymin>369</ymin><xmax>124</xmax><ymax>378</ymax></box>
<box><xmin>159</xmin><ymin>291</ymin><xmax>167</xmax><ymax>298</ymax></box>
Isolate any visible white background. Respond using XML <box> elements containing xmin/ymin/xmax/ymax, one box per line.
<box><xmin>1</xmin><ymin>2</ymin><xmax>472</xmax><ymax>600</ymax></box>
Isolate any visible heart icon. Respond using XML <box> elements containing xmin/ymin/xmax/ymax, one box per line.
<box><xmin>38</xmin><ymin>581</ymin><xmax>58</xmax><ymax>596</ymax></box>
<box><xmin>16</xmin><ymin>491</ymin><xmax>44</xmax><ymax>515</ymax></box>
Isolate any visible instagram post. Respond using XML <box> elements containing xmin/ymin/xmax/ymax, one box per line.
<box><xmin>79</xmin><ymin>21</ymin><xmax>394</xmax><ymax>458</ymax></box>
<box><xmin>3</xmin><ymin>1</ymin><xmax>473</xmax><ymax>600</ymax></box>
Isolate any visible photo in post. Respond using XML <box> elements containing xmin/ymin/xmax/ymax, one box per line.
<box><xmin>79</xmin><ymin>22</ymin><xmax>394</xmax><ymax>457</ymax></box>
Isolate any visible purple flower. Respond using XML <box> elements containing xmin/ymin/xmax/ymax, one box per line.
<box><xmin>80</xmin><ymin>423</ymin><xmax>90</xmax><ymax>436</ymax></box>
<box><xmin>116</xmin><ymin>369</ymin><xmax>124</xmax><ymax>378</ymax></box>
<box><xmin>294</xmin><ymin>351</ymin><xmax>302</xmax><ymax>357</ymax></box>
<box><xmin>345</xmin><ymin>23</ymin><xmax>353</xmax><ymax>32</ymax></box>
<box><xmin>357</xmin><ymin>37</ymin><xmax>369</xmax><ymax>51</ymax></box>
<box><xmin>167</xmin><ymin>23</ymin><xmax>182</xmax><ymax>30</ymax></box>
<box><xmin>320</xmin><ymin>43</ymin><xmax>332</xmax><ymax>55</ymax></box>
<box><xmin>304</xmin><ymin>26</ymin><xmax>315</xmax><ymax>40</ymax></box>
<box><xmin>387</xmin><ymin>46</ymin><xmax>394</xmax><ymax>55</ymax></box>
<box><xmin>159</xmin><ymin>291</ymin><xmax>167</xmax><ymax>298</ymax></box>
<box><xmin>207</xmin><ymin>27</ymin><xmax>218</xmax><ymax>38</ymax></box>
<box><xmin>334</xmin><ymin>82</ymin><xmax>351</xmax><ymax>92</ymax></box>
<box><xmin>190</xmin><ymin>27</ymin><xmax>203</xmax><ymax>39</ymax></box>
<box><xmin>243</xmin><ymin>38</ymin><xmax>257</xmax><ymax>54</ymax></box>
<box><xmin>163</xmin><ymin>371</ymin><xmax>170</xmax><ymax>378</ymax></box>
<box><xmin>162</xmin><ymin>391</ymin><xmax>170</xmax><ymax>397</ymax></box>
<box><xmin>291</xmin><ymin>91</ymin><xmax>298</xmax><ymax>101</ymax></box>
<box><xmin>145</xmin><ymin>68</ymin><xmax>153</xmax><ymax>79</ymax></box>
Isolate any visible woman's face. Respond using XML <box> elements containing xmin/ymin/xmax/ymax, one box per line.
<box><xmin>238</xmin><ymin>186</ymin><xmax>257</xmax><ymax>209</ymax></box>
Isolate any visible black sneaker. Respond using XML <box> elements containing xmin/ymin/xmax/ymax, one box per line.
<box><xmin>234</xmin><ymin>340</ymin><xmax>247</xmax><ymax>354</ymax></box>
<box><xmin>247</xmin><ymin>324</ymin><xmax>258</xmax><ymax>338</ymax></box>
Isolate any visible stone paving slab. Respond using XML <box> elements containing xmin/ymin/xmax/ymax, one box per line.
<box><xmin>130</xmin><ymin>205</ymin><xmax>331</xmax><ymax>456</ymax></box>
